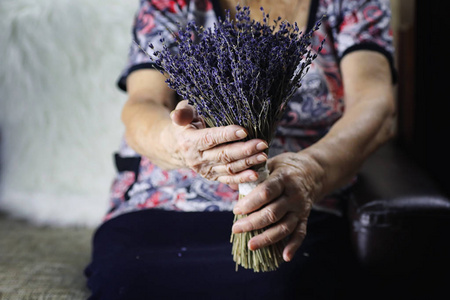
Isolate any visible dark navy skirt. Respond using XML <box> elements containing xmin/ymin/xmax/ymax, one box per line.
<box><xmin>84</xmin><ymin>209</ymin><xmax>364</xmax><ymax>300</ymax></box>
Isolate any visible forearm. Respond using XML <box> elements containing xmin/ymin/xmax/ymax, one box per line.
<box><xmin>121</xmin><ymin>97</ymin><xmax>183</xmax><ymax>169</ymax></box>
<box><xmin>301</xmin><ymin>91</ymin><xmax>396</xmax><ymax>199</ymax></box>
<box><xmin>300</xmin><ymin>51</ymin><xmax>396</xmax><ymax>199</ymax></box>
<box><xmin>120</xmin><ymin>69</ymin><xmax>185</xmax><ymax>169</ymax></box>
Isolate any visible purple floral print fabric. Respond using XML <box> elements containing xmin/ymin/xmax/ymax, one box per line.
<box><xmin>106</xmin><ymin>0</ymin><xmax>395</xmax><ymax>221</ymax></box>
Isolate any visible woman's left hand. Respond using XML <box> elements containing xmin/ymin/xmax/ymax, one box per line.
<box><xmin>231</xmin><ymin>151</ymin><xmax>325</xmax><ymax>262</ymax></box>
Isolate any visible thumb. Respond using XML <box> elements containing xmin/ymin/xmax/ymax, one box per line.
<box><xmin>170</xmin><ymin>100</ymin><xmax>195</xmax><ymax>126</ymax></box>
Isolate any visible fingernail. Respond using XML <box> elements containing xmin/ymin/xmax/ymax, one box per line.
<box><xmin>249</xmin><ymin>174</ymin><xmax>258</xmax><ymax>181</ymax></box>
<box><xmin>248</xmin><ymin>240</ymin><xmax>257</xmax><ymax>251</ymax></box>
<box><xmin>233</xmin><ymin>206</ymin><xmax>242</xmax><ymax>215</ymax></box>
<box><xmin>256</xmin><ymin>142</ymin><xmax>268</xmax><ymax>151</ymax></box>
<box><xmin>257</xmin><ymin>154</ymin><xmax>267</xmax><ymax>162</ymax></box>
<box><xmin>232</xmin><ymin>223</ymin><xmax>243</xmax><ymax>233</ymax></box>
<box><xmin>236</xmin><ymin>130</ymin><xmax>247</xmax><ymax>139</ymax></box>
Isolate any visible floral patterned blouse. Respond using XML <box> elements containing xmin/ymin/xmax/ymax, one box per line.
<box><xmin>105</xmin><ymin>0</ymin><xmax>395</xmax><ymax>221</ymax></box>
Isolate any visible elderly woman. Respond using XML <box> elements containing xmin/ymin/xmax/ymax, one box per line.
<box><xmin>85</xmin><ymin>0</ymin><xmax>396</xmax><ymax>299</ymax></box>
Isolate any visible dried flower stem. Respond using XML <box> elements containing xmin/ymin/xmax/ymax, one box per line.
<box><xmin>230</xmin><ymin>163</ymin><xmax>285</xmax><ymax>272</ymax></box>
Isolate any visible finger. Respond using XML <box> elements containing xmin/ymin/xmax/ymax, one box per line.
<box><xmin>212</xmin><ymin>152</ymin><xmax>268</xmax><ymax>176</ymax></box>
<box><xmin>171</xmin><ymin>100</ymin><xmax>196</xmax><ymax>126</ymax></box>
<box><xmin>216</xmin><ymin>169</ymin><xmax>260</xmax><ymax>185</ymax></box>
<box><xmin>282</xmin><ymin>219</ymin><xmax>308</xmax><ymax>262</ymax></box>
<box><xmin>232</xmin><ymin>198</ymin><xmax>287</xmax><ymax>233</ymax></box>
<box><xmin>202</xmin><ymin>139</ymin><xmax>268</xmax><ymax>164</ymax></box>
<box><xmin>233</xmin><ymin>175</ymin><xmax>284</xmax><ymax>215</ymax></box>
<box><xmin>247</xmin><ymin>213</ymin><xmax>299</xmax><ymax>251</ymax></box>
<box><xmin>228</xmin><ymin>183</ymin><xmax>239</xmax><ymax>190</ymax></box>
<box><xmin>196</xmin><ymin>125</ymin><xmax>248</xmax><ymax>151</ymax></box>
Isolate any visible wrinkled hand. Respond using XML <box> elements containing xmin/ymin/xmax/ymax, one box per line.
<box><xmin>170</xmin><ymin>100</ymin><xmax>269</xmax><ymax>184</ymax></box>
<box><xmin>231</xmin><ymin>151</ymin><xmax>325</xmax><ymax>262</ymax></box>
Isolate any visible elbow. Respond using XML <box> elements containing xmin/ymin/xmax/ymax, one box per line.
<box><xmin>381</xmin><ymin>92</ymin><xmax>398</xmax><ymax>145</ymax></box>
<box><xmin>386</xmin><ymin>114</ymin><xmax>397</xmax><ymax>142</ymax></box>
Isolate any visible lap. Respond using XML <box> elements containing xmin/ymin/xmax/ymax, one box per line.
<box><xmin>85</xmin><ymin>209</ymin><xmax>363</xmax><ymax>300</ymax></box>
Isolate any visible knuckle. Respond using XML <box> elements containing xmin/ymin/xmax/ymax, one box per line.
<box><xmin>225</xmin><ymin>164</ymin><xmax>235</xmax><ymax>175</ymax></box>
<box><xmin>264</xmin><ymin>207</ymin><xmax>278</xmax><ymax>224</ymax></box>
<box><xmin>304</xmin><ymin>200</ymin><xmax>313</xmax><ymax>212</ymax></box>
<box><xmin>263</xmin><ymin>234</ymin><xmax>274</xmax><ymax>246</ymax></box>
<box><xmin>279</xmin><ymin>223</ymin><xmax>292</xmax><ymax>237</ymax></box>
<box><xmin>200</xmin><ymin>165</ymin><xmax>215</xmax><ymax>179</ymax></box>
<box><xmin>223</xmin><ymin>176</ymin><xmax>233</xmax><ymax>185</ymax></box>
<box><xmin>247</xmin><ymin>218</ymin><xmax>258</xmax><ymax>231</ymax></box>
<box><xmin>238</xmin><ymin>176</ymin><xmax>247</xmax><ymax>184</ymax></box>
<box><xmin>201</xmin><ymin>133</ymin><xmax>216</xmax><ymax>148</ymax></box>
<box><xmin>244</xmin><ymin>146</ymin><xmax>253</xmax><ymax>157</ymax></box>
<box><xmin>217</xmin><ymin>150</ymin><xmax>233</xmax><ymax>163</ymax></box>
<box><xmin>220</xmin><ymin>175</ymin><xmax>238</xmax><ymax>185</ymax></box>
<box><xmin>297</xmin><ymin>231</ymin><xmax>307</xmax><ymax>240</ymax></box>
<box><xmin>243</xmin><ymin>157</ymin><xmax>252</xmax><ymax>168</ymax></box>
<box><xmin>295</xmin><ymin>224</ymin><xmax>307</xmax><ymax>239</ymax></box>
<box><xmin>221</xmin><ymin>130</ymin><xmax>231</xmax><ymax>142</ymax></box>
<box><xmin>218</xmin><ymin>176</ymin><xmax>230</xmax><ymax>185</ymax></box>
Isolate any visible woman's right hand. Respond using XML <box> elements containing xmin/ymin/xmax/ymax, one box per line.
<box><xmin>167</xmin><ymin>100</ymin><xmax>269</xmax><ymax>185</ymax></box>
<box><xmin>123</xmin><ymin>70</ymin><xmax>268</xmax><ymax>185</ymax></box>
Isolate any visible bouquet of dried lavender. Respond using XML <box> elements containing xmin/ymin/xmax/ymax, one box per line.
<box><xmin>149</xmin><ymin>5</ymin><xmax>322</xmax><ymax>272</ymax></box>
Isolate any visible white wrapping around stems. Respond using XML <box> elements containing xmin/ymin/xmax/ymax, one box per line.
<box><xmin>238</xmin><ymin>164</ymin><xmax>269</xmax><ymax>196</ymax></box>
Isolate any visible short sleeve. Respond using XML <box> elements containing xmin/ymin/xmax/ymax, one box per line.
<box><xmin>117</xmin><ymin>0</ymin><xmax>191</xmax><ymax>92</ymax></box>
<box><xmin>331</xmin><ymin>0</ymin><xmax>396</xmax><ymax>81</ymax></box>
<box><xmin>117</xmin><ymin>0</ymin><xmax>218</xmax><ymax>92</ymax></box>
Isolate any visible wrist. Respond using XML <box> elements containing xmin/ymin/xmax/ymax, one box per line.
<box><xmin>159</xmin><ymin>120</ymin><xmax>186</xmax><ymax>169</ymax></box>
<box><xmin>288</xmin><ymin>149</ymin><xmax>328</xmax><ymax>202</ymax></box>
<box><xmin>299</xmin><ymin>142</ymin><xmax>357</xmax><ymax>198</ymax></box>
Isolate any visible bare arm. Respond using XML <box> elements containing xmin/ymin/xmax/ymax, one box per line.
<box><xmin>121</xmin><ymin>70</ymin><xmax>178</xmax><ymax>168</ymax></box>
<box><xmin>301</xmin><ymin>50</ymin><xmax>397</xmax><ymax>198</ymax></box>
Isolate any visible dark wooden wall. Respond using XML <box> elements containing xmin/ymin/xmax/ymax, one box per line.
<box><xmin>396</xmin><ymin>0</ymin><xmax>449</xmax><ymax>196</ymax></box>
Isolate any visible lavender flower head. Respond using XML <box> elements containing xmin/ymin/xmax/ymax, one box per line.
<box><xmin>148</xmin><ymin>6</ymin><xmax>323</xmax><ymax>145</ymax></box>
